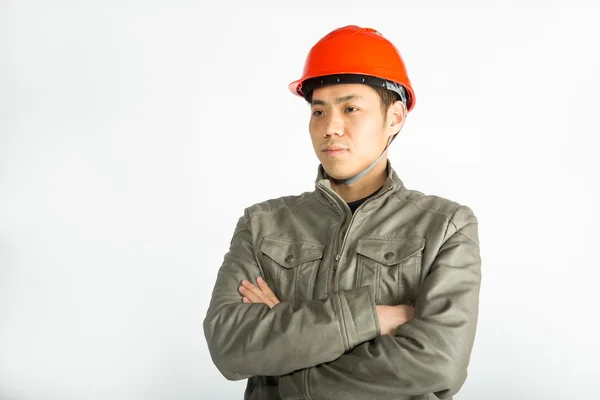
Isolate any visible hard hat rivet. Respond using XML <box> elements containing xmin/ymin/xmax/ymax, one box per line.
<box><xmin>337</xmin><ymin>78</ymin><xmax>340</xmax><ymax>82</ymax></box>
<box><xmin>320</xmin><ymin>80</ymin><xmax>324</xmax><ymax>84</ymax></box>
<box><xmin>361</xmin><ymin>78</ymin><xmax>365</xmax><ymax>82</ymax></box>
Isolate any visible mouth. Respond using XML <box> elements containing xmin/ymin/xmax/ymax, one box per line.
<box><xmin>323</xmin><ymin>149</ymin><xmax>347</xmax><ymax>157</ymax></box>
<box><xmin>322</xmin><ymin>146</ymin><xmax>348</xmax><ymax>157</ymax></box>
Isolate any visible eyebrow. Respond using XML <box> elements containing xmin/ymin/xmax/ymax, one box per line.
<box><xmin>311</xmin><ymin>94</ymin><xmax>363</xmax><ymax>106</ymax></box>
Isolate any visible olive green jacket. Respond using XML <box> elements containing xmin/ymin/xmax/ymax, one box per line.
<box><xmin>203</xmin><ymin>161</ymin><xmax>481</xmax><ymax>399</ymax></box>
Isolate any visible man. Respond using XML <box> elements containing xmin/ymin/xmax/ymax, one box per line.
<box><xmin>203</xmin><ymin>25</ymin><xmax>481</xmax><ymax>400</ymax></box>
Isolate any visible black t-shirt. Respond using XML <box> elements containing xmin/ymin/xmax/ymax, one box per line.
<box><xmin>346</xmin><ymin>186</ymin><xmax>384</xmax><ymax>214</ymax></box>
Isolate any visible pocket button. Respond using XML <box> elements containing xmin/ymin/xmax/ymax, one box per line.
<box><xmin>384</xmin><ymin>251</ymin><xmax>395</xmax><ymax>260</ymax></box>
<box><xmin>284</xmin><ymin>254</ymin><xmax>295</xmax><ymax>264</ymax></box>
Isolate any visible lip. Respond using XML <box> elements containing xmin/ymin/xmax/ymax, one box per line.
<box><xmin>322</xmin><ymin>145</ymin><xmax>348</xmax><ymax>156</ymax></box>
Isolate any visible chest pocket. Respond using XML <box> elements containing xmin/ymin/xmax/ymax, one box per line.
<box><xmin>259</xmin><ymin>236</ymin><xmax>325</xmax><ymax>309</ymax></box>
<box><xmin>356</xmin><ymin>236</ymin><xmax>425</xmax><ymax>306</ymax></box>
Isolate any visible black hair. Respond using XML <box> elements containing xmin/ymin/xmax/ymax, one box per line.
<box><xmin>305</xmin><ymin>84</ymin><xmax>402</xmax><ymax>115</ymax></box>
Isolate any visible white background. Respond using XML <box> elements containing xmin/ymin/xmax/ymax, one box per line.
<box><xmin>1</xmin><ymin>1</ymin><xmax>599</xmax><ymax>399</ymax></box>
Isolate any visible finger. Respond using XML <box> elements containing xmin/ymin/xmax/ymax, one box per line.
<box><xmin>242</xmin><ymin>297</ymin><xmax>250</xmax><ymax>304</ymax></box>
<box><xmin>243</xmin><ymin>279</ymin><xmax>276</xmax><ymax>308</ymax></box>
<box><xmin>238</xmin><ymin>283</ymin><xmax>264</xmax><ymax>304</ymax></box>
<box><xmin>241</xmin><ymin>280</ymin><xmax>268</xmax><ymax>300</ymax></box>
<box><xmin>255</xmin><ymin>277</ymin><xmax>278</xmax><ymax>307</ymax></box>
<box><xmin>241</xmin><ymin>279</ymin><xmax>277</xmax><ymax>308</ymax></box>
<box><xmin>256</xmin><ymin>277</ymin><xmax>280</xmax><ymax>305</ymax></box>
<box><xmin>240</xmin><ymin>280</ymin><xmax>274</xmax><ymax>307</ymax></box>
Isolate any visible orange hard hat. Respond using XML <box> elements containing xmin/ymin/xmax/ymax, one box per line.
<box><xmin>289</xmin><ymin>25</ymin><xmax>416</xmax><ymax>112</ymax></box>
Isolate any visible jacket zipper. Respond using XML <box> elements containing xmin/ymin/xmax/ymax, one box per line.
<box><xmin>320</xmin><ymin>184</ymin><xmax>395</xmax><ymax>295</ymax></box>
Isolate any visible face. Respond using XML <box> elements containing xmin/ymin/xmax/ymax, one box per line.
<box><xmin>308</xmin><ymin>83</ymin><xmax>404</xmax><ymax>181</ymax></box>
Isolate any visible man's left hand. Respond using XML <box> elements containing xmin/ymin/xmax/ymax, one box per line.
<box><xmin>238</xmin><ymin>277</ymin><xmax>281</xmax><ymax>309</ymax></box>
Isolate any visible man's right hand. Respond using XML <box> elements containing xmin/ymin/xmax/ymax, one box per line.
<box><xmin>375</xmin><ymin>305</ymin><xmax>415</xmax><ymax>336</ymax></box>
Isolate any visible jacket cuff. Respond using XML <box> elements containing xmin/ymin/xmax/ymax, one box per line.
<box><xmin>337</xmin><ymin>286</ymin><xmax>380</xmax><ymax>351</ymax></box>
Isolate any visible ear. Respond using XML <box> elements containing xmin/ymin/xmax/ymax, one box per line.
<box><xmin>387</xmin><ymin>100</ymin><xmax>406</xmax><ymax>134</ymax></box>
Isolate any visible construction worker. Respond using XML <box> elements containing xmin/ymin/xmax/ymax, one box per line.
<box><xmin>203</xmin><ymin>25</ymin><xmax>481</xmax><ymax>399</ymax></box>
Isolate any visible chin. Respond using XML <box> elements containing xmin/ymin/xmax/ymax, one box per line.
<box><xmin>321</xmin><ymin>162</ymin><xmax>354</xmax><ymax>180</ymax></box>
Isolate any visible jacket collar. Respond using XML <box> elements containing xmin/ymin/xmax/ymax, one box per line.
<box><xmin>313</xmin><ymin>160</ymin><xmax>406</xmax><ymax>209</ymax></box>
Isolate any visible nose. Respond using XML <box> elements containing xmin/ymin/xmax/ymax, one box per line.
<box><xmin>323</xmin><ymin>111</ymin><xmax>344</xmax><ymax>138</ymax></box>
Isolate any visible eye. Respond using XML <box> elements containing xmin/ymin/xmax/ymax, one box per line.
<box><xmin>312</xmin><ymin>110</ymin><xmax>324</xmax><ymax>117</ymax></box>
<box><xmin>345</xmin><ymin>107</ymin><xmax>358</xmax><ymax>113</ymax></box>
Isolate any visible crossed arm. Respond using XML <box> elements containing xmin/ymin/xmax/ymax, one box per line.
<box><xmin>203</xmin><ymin>206</ymin><xmax>481</xmax><ymax>399</ymax></box>
<box><xmin>203</xmin><ymin>212</ymin><xmax>406</xmax><ymax>381</ymax></box>
<box><xmin>238</xmin><ymin>277</ymin><xmax>414</xmax><ymax>337</ymax></box>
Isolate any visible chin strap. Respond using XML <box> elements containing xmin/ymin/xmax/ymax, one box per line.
<box><xmin>325</xmin><ymin>137</ymin><xmax>392</xmax><ymax>185</ymax></box>
<box><xmin>325</xmin><ymin>121</ymin><xmax>404</xmax><ymax>185</ymax></box>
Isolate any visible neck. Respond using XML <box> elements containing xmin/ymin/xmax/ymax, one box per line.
<box><xmin>329</xmin><ymin>158</ymin><xmax>388</xmax><ymax>202</ymax></box>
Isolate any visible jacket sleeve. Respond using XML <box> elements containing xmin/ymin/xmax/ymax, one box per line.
<box><xmin>279</xmin><ymin>205</ymin><xmax>482</xmax><ymax>400</ymax></box>
<box><xmin>203</xmin><ymin>210</ymin><xmax>381</xmax><ymax>381</ymax></box>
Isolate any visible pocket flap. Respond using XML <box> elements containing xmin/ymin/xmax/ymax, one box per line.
<box><xmin>260</xmin><ymin>237</ymin><xmax>325</xmax><ymax>269</ymax></box>
<box><xmin>357</xmin><ymin>237</ymin><xmax>424</xmax><ymax>266</ymax></box>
